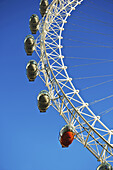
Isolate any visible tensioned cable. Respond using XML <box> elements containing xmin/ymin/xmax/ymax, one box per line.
<box><xmin>65</xmin><ymin>56</ymin><xmax>113</xmax><ymax>61</ymax></box>
<box><xmin>65</xmin><ymin>28</ymin><xmax>113</xmax><ymax>38</ymax></box>
<box><xmin>71</xmin><ymin>15</ymin><xmax>113</xmax><ymax>28</ymax></box>
<box><xmin>98</xmin><ymin>107</ymin><xmax>113</xmax><ymax>117</ymax></box>
<box><xmin>65</xmin><ymin>45</ymin><xmax>113</xmax><ymax>48</ymax></box>
<box><xmin>68</xmin><ymin>60</ymin><xmax>113</xmax><ymax>68</ymax></box>
<box><xmin>63</xmin><ymin>38</ymin><xmax>113</xmax><ymax>47</ymax></box>
<box><xmin>87</xmin><ymin>0</ymin><xmax>113</xmax><ymax>16</ymax></box>
<box><xmin>66</xmin><ymin>23</ymin><xmax>113</xmax><ymax>38</ymax></box>
<box><xmin>64</xmin><ymin>38</ymin><xmax>113</xmax><ymax>47</ymax></box>
<box><xmin>80</xmin><ymin>79</ymin><xmax>113</xmax><ymax>91</ymax></box>
<box><xmin>78</xmin><ymin>10</ymin><xmax>113</xmax><ymax>27</ymax></box>
<box><xmin>89</xmin><ymin>94</ymin><xmax>113</xmax><ymax>105</ymax></box>
<box><xmin>72</xmin><ymin>74</ymin><xmax>113</xmax><ymax>80</ymax></box>
<box><xmin>55</xmin><ymin>0</ymin><xmax>113</xmax><ymax>119</ymax></box>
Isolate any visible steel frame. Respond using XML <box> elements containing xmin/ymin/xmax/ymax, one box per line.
<box><xmin>35</xmin><ymin>0</ymin><xmax>113</xmax><ymax>163</ymax></box>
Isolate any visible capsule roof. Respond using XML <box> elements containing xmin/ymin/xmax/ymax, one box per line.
<box><xmin>24</xmin><ymin>35</ymin><xmax>35</xmax><ymax>43</ymax></box>
<box><xmin>60</xmin><ymin>124</ymin><xmax>75</xmax><ymax>136</ymax></box>
<box><xmin>37</xmin><ymin>90</ymin><xmax>50</xmax><ymax>100</ymax></box>
<box><xmin>29</xmin><ymin>14</ymin><xmax>39</xmax><ymax>22</ymax></box>
<box><xmin>29</xmin><ymin>14</ymin><xmax>39</xmax><ymax>34</ymax></box>
<box><xmin>26</xmin><ymin>60</ymin><xmax>38</xmax><ymax>68</ymax></box>
<box><xmin>97</xmin><ymin>162</ymin><xmax>113</xmax><ymax>170</ymax></box>
<box><xmin>39</xmin><ymin>0</ymin><xmax>49</xmax><ymax>17</ymax></box>
<box><xmin>26</xmin><ymin>60</ymin><xmax>38</xmax><ymax>81</ymax></box>
<box><xmin>39</xmin><ymin>0</ymin><xmax>49</xmax><ymax>6</ymax></box>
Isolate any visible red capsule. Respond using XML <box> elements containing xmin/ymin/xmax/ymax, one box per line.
<box><xmin>60</xmin><ymin>131</ymin><xmax>75</xmax><ymax>147</ymax></box>
<box><xmin>59</xmin><ymin>125</ymin><xmax>75</xmax><ymax>148</ymax></box>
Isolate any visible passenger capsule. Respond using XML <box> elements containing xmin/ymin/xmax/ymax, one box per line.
<box><xmin>37</xmin><ymin>90</ymin><xmax>50</xmax><ymax>112</ymax></box>
<box><xmin>24</xmin><ymin>35</ymin><xmax>35</xmax><ymax>55</ymax></box>
<box><xmin>26</xmin><ymin>60</ymin><xmax>38</xmax><ymax>81</ymax></box>
<box><xmin>97</xmin><ymin>162</ymin><xmax>113</xmax><ymax>170</ymax></box>
<box><xmin>29</xmin><ymin>14</ymin><xmax>39</xmax><ymax>34</ymax></box>
<box><xmin>59</xmin><ymin>125</ymin><xmax>75</xmax><ymax>148</ymax></box>
<box><xmin>39</xmin><ymin>0</ymin><xmax>49</xmax><ymax>17</ymax></box>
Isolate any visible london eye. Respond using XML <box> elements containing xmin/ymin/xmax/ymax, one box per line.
<box><xmin>24</xmin><ymin>0</ymin><xmax>113</xmax><ymax>169</ymax></box>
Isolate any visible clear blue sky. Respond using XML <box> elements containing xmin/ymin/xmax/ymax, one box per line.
<box><xmin>0</xmin><ymin>0</ymin><xmax>113</xmax><ymax>170</ymax></box>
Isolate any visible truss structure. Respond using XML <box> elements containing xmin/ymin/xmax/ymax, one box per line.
<box><xmin>34</xmin><ymin>0</ymin><xmax>113</xmax><ymax>163</ymax></box>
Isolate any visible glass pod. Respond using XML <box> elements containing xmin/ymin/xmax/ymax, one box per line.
<box><xmin>24</xmin><ymin>35</ymin><xmax>35</xmax><ymax>55</ymax></box>
<box><xmin>37</xmin><ymin>90</ymin><xmax>50</xmax><ymax>112</ymax></box>
<box><xmin>39</xmin><ymin>0</ymin><xmax>49</xmax><ymax>17</ymax></box>
<box><xmin>29</xmin><ymin>14</ymin><xmax>39</xmax><ymax>34</ymax></box>
<box><xmin>59</xmin><ymin>124</ymin><xmax>75</xmax><ymax>148</ymax></box>
<box><xmin>97</xmin><ymin>162</ymin><xmax>113</xmax><ymax>170</ymax></box>
<box><xmin>26</xmin><ymin>60</ymin><xmax>38</xmax><ymax>81</ymax></box>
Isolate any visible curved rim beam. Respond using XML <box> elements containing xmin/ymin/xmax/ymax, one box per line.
<box><xmin>36</xmin><ymin>0</ymin><xmax>113</xmax><ymax>163</ymax></box>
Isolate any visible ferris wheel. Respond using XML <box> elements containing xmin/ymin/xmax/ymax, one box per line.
<box><xmin>24</xmin><ymin>0</ymin><xmax>113</xmax><ymax>169</ymax></box>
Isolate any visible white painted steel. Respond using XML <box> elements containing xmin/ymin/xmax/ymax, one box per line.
<box><xmin>35</xmin><ymin>0</ymin><xmax>113</xmax><ymax>164</ymax></box>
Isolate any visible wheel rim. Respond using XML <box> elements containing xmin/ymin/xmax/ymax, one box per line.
<box><xmin>35</xmin><ymin>0</ymin><xmax>113</xmax><ymax>163</ymax></box>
